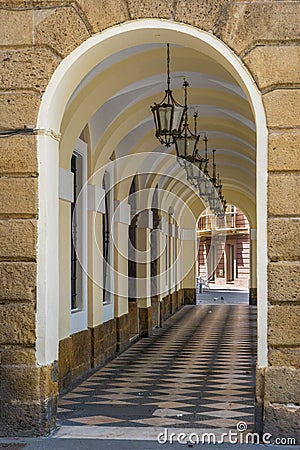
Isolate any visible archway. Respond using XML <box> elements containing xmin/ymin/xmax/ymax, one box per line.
<box><xmin>36</xmin><ymin>19</ymin><xmax>268</xmax><ymax>396</ymax></box>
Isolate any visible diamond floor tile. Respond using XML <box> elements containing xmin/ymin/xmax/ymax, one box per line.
<box><xmin>56</xmin><ymin>303</ymin><xmax>256</xmax><ymax>437</ymax></box>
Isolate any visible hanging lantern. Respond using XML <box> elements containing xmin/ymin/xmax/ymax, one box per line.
<box><xmin>150</xmin><ymin>45</ymin><xmax>227</xmax><ymax>210</ymax></box>
<box><xmin>174</xmin><ymin>87</ymin><xmax>200</xmax><ymax>158</ymax></box>
<box><xmin>150</xmin><ymin>44</ymin><xmax>186</xmax><ymax>147</ymax></box>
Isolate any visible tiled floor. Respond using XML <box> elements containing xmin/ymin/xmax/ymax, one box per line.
<box><xmin>55</xmin><ymin>303</ymin><xmax>256</xmax><ymax>440</ymax></box>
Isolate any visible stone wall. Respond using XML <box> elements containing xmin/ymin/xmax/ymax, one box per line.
<box><xmin>0</xmin><ymin>0</ymin><xmax>299</xmax><ymax>438</ymax></box>
<box><xmin>58</xmin><ymin>316</ymin><xmax>129</xmax><ymax>392</ymax></box>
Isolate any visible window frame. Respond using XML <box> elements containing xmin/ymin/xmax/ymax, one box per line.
<box><xmin>70</xmin><ymin>139</ymin><xmax>88</xmax><ymax>335</ymax></box>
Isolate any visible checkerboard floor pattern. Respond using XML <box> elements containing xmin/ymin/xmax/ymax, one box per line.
<box><xmin>56</xmin><ymin>304</ymin><xmax>256</xmax><ymax>439</ymax></box>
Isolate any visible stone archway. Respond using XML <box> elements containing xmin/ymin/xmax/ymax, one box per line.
<box><xmin>11</xmin><ymin>8</ymin><xmax>300</xmax><ymax>435</ymax></box>
<box><xmin>36</xmin><ymin>19</ymin><xmax>268</xmax><ymax>374</ymax></box>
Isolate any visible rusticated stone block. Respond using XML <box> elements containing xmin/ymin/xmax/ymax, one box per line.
<box><xmin>268</xmin><ymin>218</ymin><xmax>300</xmax><ymax>262</ymax></box>
<box><xmin>1</xmin><ymin>365</ymin><xmax>41</xmax><ymax>402</ymax></box>
<box><xmin>0</xmin><ymin>262</ymin><xmax>36</xmax><ymax>302</ymax></box>
<box><xmin>102</xmin><ymin>319</ymin><xmax>117</xmax><ymax>360</ymax></box>
<box><xmin>268</xmin><ymin>130</ymin><xmax>300</xmax><ymax>172</ymax></box>
<box><xmin>0</xmin><ymin>398</ymin><xmax>56</xmax><ymax>437</ymax></box>
<box><xmin>265</xmin><ymin>367</ymin><xmax>300</xmax><ymax>404</ymax></box>
<box><xmin>0</xmin><ymin>347</ymin><xmax>36</xmax><ymax>366</ymax></box>
<box><xmin>170</xmin><ymin>292</ymin><xmax>176</xmax><ymax>314</ymax></box>
<box><xmin>244</xmin><ymin>46</ymin><xmax>300</xmax><ymax>91</ymax></box>
<box><xmin>269</xmin><ymin>348</ymin><xmax>300</xmax><ymax>369</ymax></box>
<box><xmin>0</xmin><ymin>303</ymin><xmax>35</xmax><ymax>345</ymax></box>
<box><xmin>0</xmin><ymin>0</ymin><xmax>34</xmax><ymax>7</ymax></box>
<box><xmin>268</xmin><ymin>262</ymin><xmax>300</xmax><ymax>303</ymax></box>
<box><xmin>256</xmin><ymin>367</ymin><xmax>265</xmax><ymax>403</ymax></box>
<box><xmin>139</xmin><ymin>306</ymin><xmax>152</xmax><ymax>337</ymax></box>
<box><xmin>58</xmin><ymin>336</ymin><xmax>72</xmax><ymax>391</ymax></box>
<box><xmin>0</xmin><ymin>9</ymin><xmax>33</xmax><ymax>46</ymax></box>
<box><xmin>174</xmin><ymin>291</ymin><xmax>180</xmax><ymax>311</ymax></box>
<box><xmin>268</xmin><ymin>305</ymin><xmax>300</xmax><ymax>347</ymax></box>
<box><xmin>178</xmin><ymin>289</ymin><xmax>184</xmax><ymax>307</ymax></box>
<box><xmin>34</xmin><ymin>7</ymin><xmax>90</xmax><ymax>58</ymax></box>
<box><xmin>0</xmin><ymin>135</ymin><xmax>37</xmax><ymax>175</ymax></box>
<box><xmin>91</xmin><ymin>323</ymin><xmax>105</xmax><ymax>368</ymax></box>
<box><xmin>184</xmin><ymin>288</ymin><xmax>196</xmax><ymax>305</ymax></box>
<box><xmin>268</xmin><ymin>173</ymin><xmax>300</xmax><ymax>217</ymax></box>
<box><xmin>159</xmin><ymin>298</ymin><xmax>164</xmax><ymax>327</ymax></box>
<box><xmin>1</xmin><ymin>48</ymin><xmax>60</xmax><ymax>93</ymax></box>
<box><xmin>40</xmin><ymin>364</ymin><xmax>59</xmax><ymax>399</ymax></box>
<box><xmin>220</xmin><ymin>2</ymin><xmax>300</xmax><ymax>55</ymax></box>
<box><xmin>0</xmin><ymin>92</ymin><xmax>40</xmax><ymax>129</ymax></box>
<box><xmin>151</xmin><ymin>295</ymin><xmax>159</xmax><ymax>328</ymax></box>
<box><xmin>129</xmin><ymin>301</ymin><xmax>138</xmax><ymax>336</ymax></box>
<box><xmin>116</xmin><ymin>312</ymin><xmax>130</xmax><ymax>352</ymax></box>
<box><xmin>264</xmin><ymin>402</ymin><xmax>300</xmax><ymax>443</ymax></box>
<box><xmin>263</xmin><ymin>90</ymin><xmax>300</xmax><ymax>128</ymax></box>
<box><xmin>0</xmin><ymin>178</ymin><xmax>38</xmax><ymax>218</ymax></box>
<box><xmin>0</xmin><ymin>219</ymin><xmax>37</xmax><ymax>260</ymax></box>
<box><xmin>175</xmin><ymin>0</ymin><xmax>228</xmax><ymax>33</ymax></box>
<box><xmin>76</xmin><ymin>0</ymin><xmax>129</xmax><ymax>33</ymax></box>
<box><xmin>128</xmin><ymin>0</ymin><xmax>173</xmax><ymax>19</ymax></box>
<box><xmin>71</xmin><ymin>329</ymin><xmax>91</xmax><ymax>380</ymax></box>
<box><xmin>162</xmin><ymin>294</ymin><xmax>171</xmax><ymax>320</ymax></box>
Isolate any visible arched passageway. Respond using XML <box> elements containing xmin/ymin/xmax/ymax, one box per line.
<box><xmin>35</xmin><ymin>19</ymin><xmax>267</xmax><ymax>435</ymax></box>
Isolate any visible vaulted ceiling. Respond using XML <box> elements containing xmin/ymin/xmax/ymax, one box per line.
<box><xmin>61</xmin><ymin>42</ymin><xmax>256</xmax><ymax>224</ymax></box>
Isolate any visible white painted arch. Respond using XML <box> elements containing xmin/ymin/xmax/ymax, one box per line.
<box><xmin>36</xmin><ymin>19</ymin><xmax>268</xmax><ymax>368</ymax></box>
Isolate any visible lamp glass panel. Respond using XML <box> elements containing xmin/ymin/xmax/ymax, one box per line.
<box><xmin>186</xmin><ymin>136</ymin><xmax>197</xmax><ymax>157</ymax></box>
<box><xmin>159</xmin><ymin>105</ymin><xmax>173</xmax><ymax>134</ymax></box>
<box><xmin>175</xmin><ymin>136</ymin><xmax>186</xmax><ymax>156</ymax></box>
<box><xmin>172</xmin><ymin>106</ymin><xmax>185</xmax><ymax>133</ymax></box>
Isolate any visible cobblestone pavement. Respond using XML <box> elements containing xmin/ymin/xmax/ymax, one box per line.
<box><xmin>53</xmin><ymin>303</ymin><xmax>257</xmax><ymax>441</ymax></box>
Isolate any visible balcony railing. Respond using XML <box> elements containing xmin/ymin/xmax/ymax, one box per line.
<box><xmin>198</xmin><ymin>210</ymin><xmax>249</xmax><ymax>232</ymax></box>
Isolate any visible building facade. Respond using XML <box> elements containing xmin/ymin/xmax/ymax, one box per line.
<box><xmin>198</xmin><ymin>206</ymin><xmax>250</xmax><ymax>289</ymax></box>
<box><xmin>0</xmin><ymin>0</ymin><xmax>299</xmax><ymax>440</ymax></box>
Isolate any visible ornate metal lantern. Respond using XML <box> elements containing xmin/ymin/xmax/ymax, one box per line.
<box><xmin>151</xmin><ymin>44</ymin><xmax>227</xmax><ymax>213</ymax></box>
<box><xmin>174</xmin><ymin>84</ymin><xmax>200</xmax><ymax>158</ymax></box>
<box><xmin>150</xmin><ymin>44</ymin><xmax>186</xmax><ymax>147</ymax></box>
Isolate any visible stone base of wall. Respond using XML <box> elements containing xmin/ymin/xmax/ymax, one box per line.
<box><xmin>59</xmin><ymin>329</ymin><xmax>92</xmax><ymax>391</ymax></box>
<box><xmin>128</xmin><ymin>301</ymin><xmax>138</xmax><ymax>336</ymax></box>
<box><xmin>139</xmin><ymin>306</ymin><xmax>152</xmax><ymax>337</ymax></box>
<box><xmin>161</xmin><ymin>294</ymin><xmax>171</xmax><ymax>321</ymax></box>
<box><xmin>178</xmin><ymin>289</ymin><xmax>184</xmax><ymax>307</ymax></box>
<box><xmin>264</xmin><ymin>402</ymin><xmax>300</xmax><ymax>443</ymax></box>
<box><xmin>262</xmin><ymin>364</ymin><xmax>300</xmax><ymax>443</ymax></box>
<box><xmin>91</xmin><ymin>319</ymin><xmax>117</xmax><ymax>368</ymax></box>
<box><xmin>183</xmin><ymin>288</ymin><xmax>196</xmax><ymax>305</ymax></box>
<box><xmin>151</xmin><ymin>295</ymin><xmax>160</xmax><ymax>328</ymax></box>
<box><xmin>0</xmin><ymin>362</ymin><xmax>58</xmax><ymax>437</ymax></box>
<box><xmin>116</xmin><ymin>313</ymin><xmax>130</xmax><ymax>352</ymax></box>
<box><xmin>4</xmin><ymin>290</ymin><xmax>185</xmax><ymax>437</ymax></box>
<box><xmin>249</xmin><ymin>287</ymin><xmax>257</xmax><ymax>305</ymax></box>
<box><xmin>170</xmin><ymin>292</ymin><xmax>176</xmax><ymax>314</ymax></box>
<box><xmin>255</xmin><ymin>367</ymin><xmax>265</xmax><ymax>434</ymax></box>
<box><xmin>160</xmin><ymin>292</ymin><xmax>184</xmax><ymax>324</ymax></box>
<box><xmin>59</xmin><ymin>316</ymin><xmax>130</xmax><ymax>391</ymax></box>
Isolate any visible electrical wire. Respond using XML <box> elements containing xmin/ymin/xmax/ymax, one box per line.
<box><xmin>0</xmin><ymin>128</ymin><xmax>36</xmax><ymax>137</ymax></box>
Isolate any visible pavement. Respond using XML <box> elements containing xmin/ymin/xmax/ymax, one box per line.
<box><xmin>0</xmin><ymin>438</ymin><xmax>299</xmax><ymax>449</ymax></box>
<box><xmin>196</xmin><ymin>288</ymin><xmax>249</xmax><ymax>305</ymax></box>
<box><xmin>1</xmin><ymin>294</ymin><xmax>298</xmax><ymax>449</ymax></box>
